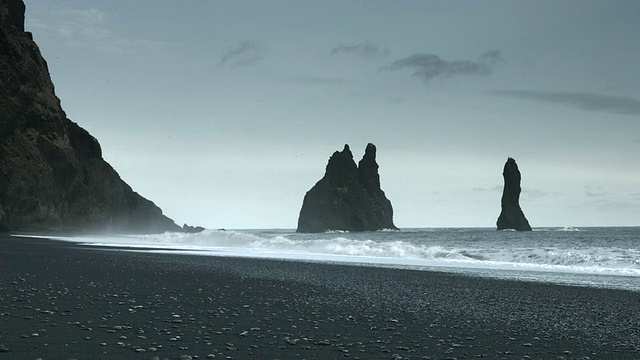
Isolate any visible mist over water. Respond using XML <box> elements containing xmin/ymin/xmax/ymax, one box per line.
<box><xmin>30</xmin><ymin>227</ymin><xmax>640</xmax><ymax>292</ymax></box>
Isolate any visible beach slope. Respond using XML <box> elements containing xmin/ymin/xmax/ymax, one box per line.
<box><xmin>1</xmin><ymin>234</ymin><xmax>638</xmax><ymax>359</ymax></box>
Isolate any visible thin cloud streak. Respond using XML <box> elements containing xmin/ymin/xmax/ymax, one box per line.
<box><xmin>585</xmin><ymin>186</ymin><xmax>612</xmax><ymax>198</ymax></box>
<box><xmin>380</xmin><ymin>50</ymin><xmax>503</xmax><ymax>82</ymax></box>
<box><xmin>472</xmin><ymin>185</ymin><xmax>502</xmax><ymax>192</ymax></box>
<box><xmin>493</xmin><ymin>90</ymin><xmax>640</xmax><ymax>116</ymax></box>
<box><xmin>590</xmin><ymin>199</ymin><xmax>640</xmax><ymax>211</ymax></box>
<box><xmin>58</xmin><ymin>8</ymin><xmax>106</xmax><ymax>25</ymax></box>
<box><xmin>472</xmin><ymin>186</ymin><xmax>551</xmax><ymax>199</ymax></box>
<box><xmin>26</xmin><ymin>8</ymin><xmax>169</xmax><ymax>52</ymax></box>
<box><xmin>522</xmin><ymin>189</ymin><xmax>551</xmax><ymax>199</ymax></box>
<box><xmin>330</xmin><ymin>42</ymin><xmax>389</xmax><ymax>58</ymax></box>
<box><xmin>585</xmin><ymin>191</ymin><xmax>609</xmax><ymax>198</ymax></box>
<box><xmin>218</xmin><ymin>40</ymin><xmax>263</xmax><ymax>67</ymax></box>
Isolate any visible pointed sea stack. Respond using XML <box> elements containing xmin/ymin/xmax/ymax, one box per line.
<box><xmin>296</xmin><ymin>143</ymin><xmax>398</xmax><ymax>233</ymax></box>
<box><xmin>0</xmin><ymin>0</ymin><xmax>180</xmax><ymax>233</ymax></box>
<box><xmin>496</xmin><ymin>158</ymin><xmax>532</xmax><ymax>231</ymax></box>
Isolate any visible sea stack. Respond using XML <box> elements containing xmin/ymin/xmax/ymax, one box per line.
<box><xmin>296</xmin><ymin>143</ymin><xmax>398</xmax><ymax>233</ymax></box>
<box><xmin>496</xmin><ymin>158</ymin><xmax>532</xmax><ymax>231</ymax></box>
<box><xmin>0</xmin><ymin>0</ymin><xmax>180</xmax><ymax>233</ymax></box>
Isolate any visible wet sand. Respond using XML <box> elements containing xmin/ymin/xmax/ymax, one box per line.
<box><xmin>0</xmin><ymin>234</ymin><xmax>639</xmax><ymax>359</ymax></box>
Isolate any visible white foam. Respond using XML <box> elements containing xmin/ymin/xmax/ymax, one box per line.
<box><xmin>22</xmin><ymin>229</ymin><xmax>639</xmax><ymax>280</ymax></box>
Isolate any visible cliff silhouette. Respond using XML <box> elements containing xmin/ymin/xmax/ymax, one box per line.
<box><xmin>0</xmin><ymin>0</ymin><xmax>180</xmax><ymax>233</ymax></box>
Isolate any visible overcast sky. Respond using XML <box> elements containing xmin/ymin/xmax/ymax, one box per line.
<box><xmin>23</xmin><ymin>0</ymin><xmax>640</xmax><ymax>229</ymax></box>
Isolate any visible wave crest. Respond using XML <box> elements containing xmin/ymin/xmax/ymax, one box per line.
<box><xmin>34</xmin><ymin>228</ymin><xmax>639</xmax><ymax>278</ymax></box>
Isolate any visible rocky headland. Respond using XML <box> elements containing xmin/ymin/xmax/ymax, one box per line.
<box><xmin>0</xmin><ymin>0</ymin><xmax>180</xmax><ymax>233</ymax></box>
<box><xmin>296</xmin><ymin>143</ymin><xmax>398</xmax><ymax>233</ymax></box>
<box><xmin>496</xmin><ymin>157</ymin><xmax>532</xmax><ymax>231</ymax></box>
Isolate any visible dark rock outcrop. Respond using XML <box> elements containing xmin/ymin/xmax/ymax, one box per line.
<box><xmin>183</xmin><ymin>223</ymin><xmax>205</xmax><ymax>233</ymax></box>
<box><xmin>0</xmin><ymin>0</ymin><xmax>180</xmax><ymax>233</ymax></box>
<box><xmin>496</xmin><ymin>158</ymin><xmax>532</xmax><ymax>231</ymax></box>
<box><xmin>296</xmin><ymin>143</ymin><xmax>398</xmax><ymax>233</ymax></box>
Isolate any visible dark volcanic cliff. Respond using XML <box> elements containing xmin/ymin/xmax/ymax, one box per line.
<box><xmin>0</xmin><ymin>0</ymin><xmax>180</xmax><ymax>233</ymax></box>
<box><xmin>296</xmin><ymin>143</ymin><xmax>398</xmax><ymax>233</ymax></box>
<box><xmin>496</xmin><ymin>158</ymin><xmax>532</xmax><ymax>231</ymax></box>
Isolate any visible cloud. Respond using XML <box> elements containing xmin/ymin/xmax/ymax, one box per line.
<box><xmin>493</xmin><ymin>91</ymin><xmax>640</xmax><ymax>116</ymax></box>
<box><xmin>585</xmin><ymin>190</ymin><xmax>609</xmax><ymax>197</ymax></box>
<box><xmin>59</xmin><ymin>8</ymin><xmax>105</xmax><ymax>24</ymax></box>
<box><xmin>330</xmin><ymin>42</ymin><xmax>389</xmax><ymax>58</ymax></box>
<box><xmin>585</xmin><ymin>192</ymin><xmax>640</xmax><ymax>213</ymax></box>
<box><xmin>472</xmin><ymin>186</ymin><xmax>550</xmax><ymax>199</ymax></box>
<box><xmin>218</xmin><ymin>41</ymin><xmax>263</xmax><ymax>67</ymax></box>
<box><xmin>26</xmin><ymin>8</ymin><xmax>169</xmax><ymax>52</ymax></box>
<box><xmin>590</xmin><ymin>199</ymin><xmax>640</xmax><ymax>212</ymax></box>
<box><xmin>479</xmin><ymin>50</ymin><xmax>503</xmax><ymax>65</ymax></box>
<box><xmin>585</xmin><ymin>186</ymin><xmax>612</xmax><ymax>198</ymax></box>
<box><xmin>380</xmin><ymin>50</ymin><xmax>503</xmax><ymax>82</ymax></box>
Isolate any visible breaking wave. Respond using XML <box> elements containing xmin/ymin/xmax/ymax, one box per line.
<box><xmin>37</xmin><ymin>228</ymin><xmax>640</xmax><ymax>279</ymax></box>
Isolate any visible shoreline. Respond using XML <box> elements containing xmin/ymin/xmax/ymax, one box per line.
<box><xmin>1</xmin><ymin>234</ymin><xmax>639</xmax><ymax>359</ymax></box>
<box><xmin>12</xmin><ymin>231</ymin><xmax>640</xmax><ymax>294</ymax></box>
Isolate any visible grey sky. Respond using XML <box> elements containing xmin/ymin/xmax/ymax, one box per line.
<box><xmin>23</xmin><ymin>0</ymin><xmax>640</xmax><ymax>228</ymax></box>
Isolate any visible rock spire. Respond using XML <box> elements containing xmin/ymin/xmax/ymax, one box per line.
<box><xmin>296</xmin><ymin>143</ymin><xmax>398</xmax><ymax>233</ymax></box>
<box><xmin>496</xmin><ymin>158</ymin><xmax>532</xmax><ymax>231</ymax></box>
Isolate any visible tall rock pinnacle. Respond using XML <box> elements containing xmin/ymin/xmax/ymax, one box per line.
<box><xmin>0</xmin><ymin>0</ymin><xmax>180</xmax><ymax>233</ymax></box>
<box><xmin>296</xmin><ymin>143</ymin><xmax>398</xmax><ymax>233</ymax></box>
<box><xmin>496</xmin><ymin>158</ymin><xmax>532</xmax><ymax>231</ymax></box>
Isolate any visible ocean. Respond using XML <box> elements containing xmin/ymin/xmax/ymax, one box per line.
<box><xmin>29</xmin><ymin>227</ymin><xmax>640</xmax><ymax>292</ymax></box>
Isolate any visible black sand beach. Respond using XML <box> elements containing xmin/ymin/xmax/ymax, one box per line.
<box><xmin>1</xmin><ymin>234</ymin><xmax>638</xmax><ymax>360</ymax></box>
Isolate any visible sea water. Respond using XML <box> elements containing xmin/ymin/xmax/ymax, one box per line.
<box><xmin>30</xmin><ymin>227</ymin><xmax>640</xmax><ymax>292</ymax></box>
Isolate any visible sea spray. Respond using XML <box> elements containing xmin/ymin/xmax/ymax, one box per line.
<box><xmin>21</xmin><ymin>227</ymin><xmax>640</xmax><ymax>290</ymax></box>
